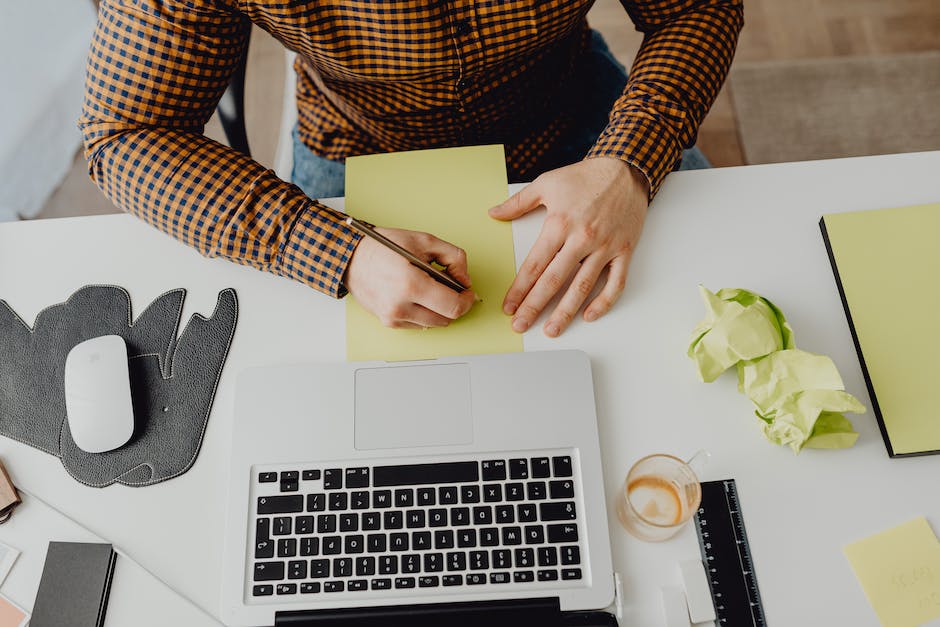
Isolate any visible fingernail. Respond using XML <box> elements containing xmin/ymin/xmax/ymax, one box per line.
<box><xmin>585</xmin><ymin>310</ymin><xmax>597</xmax><ymax>322</ymax></box>
<box><xmin>512</xmin><ymin>317</ymin><xmax>528</xmax><ymax>333</ymax></box>
<box><xmin>503</xmin><ymin>302</ymin><xmax>517</xmax><ymax>315</ymax></box>
<box><xmin>545</xmin><ymin>322</ymin><xmax>559</xmax><ymax>337</ymax></box>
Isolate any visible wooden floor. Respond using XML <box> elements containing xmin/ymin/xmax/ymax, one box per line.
<box><xmin>36</xmin><ymin>0</ymin><xmax>940</xmax><ymax>218</ymax></box>
<box><xmin>590</xmin><ymin>0</ymin><xmax>940</xmax><ymax>166</ymax></box>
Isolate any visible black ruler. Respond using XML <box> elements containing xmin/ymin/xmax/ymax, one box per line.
<box><xmin>693</xmin><ymin>479</ymin><xmax>767</xmax><ymax>626</ymax></box>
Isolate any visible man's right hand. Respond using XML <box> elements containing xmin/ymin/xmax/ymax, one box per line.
<box><xmin>343</xmin><ymin>226</ymin><xmax>478</xmax><ymax>329</ymax></box>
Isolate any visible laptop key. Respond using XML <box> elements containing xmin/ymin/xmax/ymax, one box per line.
<box><xmin>495</xmin><ymin>505</ymin><xmax>514</xmax><ymax>524</ymax></box>
<box><xmin>296</xmin><ymin>515</ymin><xmax>315</xmax><ymax>534</ymax></box>
<box><xmin>517</xmin><ymin>504</ymin><xmax>538</xmax><ymax>523</ymax></box>
<box><xmin>457</xmin><ymin>529</ymin><xmax>477</xmax><ymax>548</ymax></box>
<box><xmin>280</xmin><ymin>479</ymin><xmax>298</xmax><ymax>493</ymax></box>
<box><xmin>470</xmin><ymin>551</ymin><xmax>489</xmax><ymax>570</ymax></box>
<box><xmin>281</xmin><ymin>471</ymin><xmax>299</xmax><ymax>482</ymax></box>
<box><xmin>356</xmin><ymin>556</ymin><xmax>376</xmax><ymax>576</ymax></box>
<box><xmin>515</xmin><ymin>548</ymin><xmax>535</xmax><ymax>569</ymax></box>
<box><xmin>310</xmin><ymin>559</ymin><xmax>330</xmax><ymax>578</ymax></box>
<box><xmin>531</xmin><ymin>457</ymin><xmax>551</xmax><ymax>478</ymax></box>
<box><xmin>362</xmin><ymin>512</ymin><xmax>380</xmax><ymax>531</ymax></box>
<box><xmin>300</xmin><ymin>582</ymin><xmax>320</xmax><ymax>594</ymax></box>
<box><xmin>329</xmin><ymin>493</ymin><xmax>348</xmax><ymax>511</ymax></box>
<box><xmin>253</xmin><ymin>585</ymin><xmax>273</xmax><ymax>596</ymax></box>
<box><xmin>373</xmin><ymin>490</ymin><xmax>392</xmax><ymax>508</ymax></box>
<box><xmin>473</xmin><ymin>506</ymin><xmax>493</xmax><ymax>525</ymax></box>
<box><xmin>348</xmin><ymin>579</ymin><xmax>368</xmax><ymax>591</ymax></box>
<box><xmin>490</xmin><ymin>572</ymin><xmax>510</xmax><ymax>584</ymax></box>
<box><xmin>371</xmin><ymin>578</ymin><xmax>392</xmax><ymax>590</ymax></box>
<box><xmin>367</xmin><ymin>534</ymin><xmax>386</xmax><ymax>553</ymax></box>
<box><xmin>550</xmin><ymin>480</ymin><xmax>575</xmax><ymax>499</ymax></box>
<box><xmin>417</xmin><ymin>487</ymin><xmax>436</xmax><ymax>506</ymax></box>
<box><xmin>345</xmin><ymin>467</ymin><xmax>370</xmax><ymax>489</ymax></box>
<box><xmin>561</xmin><ymin>546</ymin><xmax>581</xmax><ymax>565</ymax></box>
<box><xmin>547</xmin><ymin>523</ymin><xmax>579</xmax><ymax>543</ymax></box>
<box><xmin>509</xmin><ymin>459</ymin><xmax>529</xmax><ymax>480</ymax></box>
<box><xmin>339</xmin><ymin>513</ymin><xmax>358</xmax><ymax>532</ymax></box>
<box><xmin>273</xmin><ymin>517</ymin><xmax>292</xmax><ymax>536</ymax></box>
<box><xmin>447</xmin><ymin>552</ymin><xmax>466</xmax><ymax>571</ymax></box>
<box><xmin>345</xmin><ymin>535</ymin><xmax>365</xmax><ymax>554</ymax></box>
<box><xmin>442</xmin><ymin>575</ymin><xmax>463</xmax><ymax>586</ymax></box>
<box><xmin>258</xmin><ymin>495</ymin><xmax>303</xmax><ymax>515</ymax></box>
<box><xmin>253</xmin><ymin>561</ymin><xmax>284</xmax><ymax>581</ymax></box>
<box><xmin>413</xmin><ymin>531</ymin><xmax>432</xmax><ymax>550</ymax></box>
<box><xmin>255</xmin><ymin>539</ymin><xmax>274</xmax><ymax>559</ymax></box>
<box><xmin>301</xmin><ymin>469</ymin><xmax>320</xmax><ymax>481</ymax></box>
<box><xmin>502</xmin><ymin>526</ymin><xmax>522</xmax><ymax>545</ymax></box>
<box><xmin>505</xmin><ymin>483</ymin><xmax>524</xmax><ymax>501</ymax></box>
<box><xmin>288</xmin><ymin>560</ymin><xmax>307</xmax><ymax>579</ymax></box>
<box><xmin>402</xmin><ymin>554</ymin><xmax>421</xmax><ymax>574</ymax></box>
<box><xmin>480</xmin><ymin>528</ymin><xmax>499</xmax><ymax>546</ymax></box>
<box><xmin>300</xmin><ymin>537</ymin><xmax>319</xmax><ymax>556</ymax></box>
<box><xmin>419</xmin><ymin>575</ymin><xmax>440</xmax><ymax>588</ymax></box>
<box><xmin>439</xmin><ymin>486</ymin><xmax>458</xmax><ymax>505</ymax></box>
<box><xmin>258</xmin><ymin>472</ymin><xmax>277</xmax><ymax>483</ymax></box>
<box><xmin>384</xmin><ymin>511</ymin><xmax>404</xmax><ymax>529</ymax></box>
<box><xmin>395</xmin><ymin>489</ymin><xmax>414</xmax><ymax>507</ymax></box>
<box><xmin>390</xmin><ymin>532</ymin><xmax>409</xmax><ymax>552</ymax></box>
<box><xmin>492</xmin><ymin>549</ymin><xmax>512</xmax><ymax>569</ymax></box>
<box><xmin>379</xmin><ymin>555</ymin><xmax>398</xmax><ymax>575</ymax></box>
<box><xmin>276</xmin><ymin>583</ymin><xmax>297</xmax><ymax>595</ymax></box>
<box><xmin>461</xmin><ymin>485</ymin><xmax>480</xmax><ymax>504</ymax></box>
<box><xmin>481</xmin><ymin>460</ymin><xmax>507</xmax><ymax>481</ymax></box>
<box><xmin>317</xmin><ymin>514</ymin><xmax>336</xmax><ymax>533</ymax></box>
<box><xmin>323</xmin><ymin>581</ymin><xmax>344</xmax><ymax>593</ymax></box>
<box><xmin>333</xmin><ymin>557</ymin><xmax>352</xmax><ymax>577</ymax></box>
<box><xmin>307</xmin><ymin>493</ymin><xmax>326</xmax><ymax>512</ymax></box>
<box><xmin>540</xmin><ymin>501</ymin><xmax>577</xmax><ymax>521</ymax></box>
<box><xmin>322</xmin><ymin>536</ymin><xmax>341</xmax><ymax>555</ymax></box>
<box><xmin>323</xmin><ymin>469</ymin><xmax>343</xmax><ymax>490</ymax></box>
<box><xmin>424</xmin><ymin>552</ymin><xmax>444</xmax><ymax>572</ymax></box>
<box><xmin>351</xmin><ymin>491</ymin><xmax>370</xmax><ymax>509</ymax></box>
<box><xmin>429</xmin><ymin>508</ymin><xmax>448</xmax><ymax>527</ymax></box>
<box><xmin>466</xmin><ymin>573</ymin><xmax>486</xmax><ymax>585</ymax></box>
<box><xmin>483</xmin><ymin>484</ymin><xmax>502</xmax><ymax>502</ymax></box>
<box><xmin>552</xmin><ymin>456</ymin><xmax>573</xmax><ymax>477</ymax></box>
<box><xmin>406</xmin><ymin>509</ymin><xmax>426</xmax><ymax>529</ymax></box>
<box><xmin>537</xmin><ymin>569</ymin><xmax>559</xmax><ymax>582</ymax></box>
<box><xmin>526</xmin><ymin>482</ymin><xmax>546</xmax><ymax>500</ymax></box>
<box><xmin>562</xmin><ymin>568</ymin><xmax>582</xmax><ymax>580</ymax></box>
<box><xmin>451</xmin><ymin>507</ymin><xmax>470</xmax><ymax>526</ymax></box>
<box><xmin>434</xmin><ymin>530</ymin><xmax>455</xmax><ymax>550</ymax></box>
<box><xmin>525</xmin><ymin>525</ymin><xmax>545</xmax><ymax>545</ymax></box>
<box><xmin>395</xmin><ymin>577</ymin><xmax>416</xmax><ymax>589</ymax></box>
<box><xmin>514</xmin><ymin>571</ymin><xmax>535</xmax><ymax>583</ymax></box>
<box><xmin>538</xmin><ymin>546</ymin><xmax>558</xmax><ymax>567</ymax></box>
<box><xmin>277</xmin><ymin>539</ymin><xmax>297</xmax><ymax>558</ymax></box>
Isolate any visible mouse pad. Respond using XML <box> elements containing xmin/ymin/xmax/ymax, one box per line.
<box><xmin>0</xmin><ymin>285</ymin><xmax>237</xmax><ymax>487</ymax></box>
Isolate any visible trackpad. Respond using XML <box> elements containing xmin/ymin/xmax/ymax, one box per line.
<box><xmin>354</xmin><ymin>363</ymin><xmax>473</xmax><ymax>450</ymax></box>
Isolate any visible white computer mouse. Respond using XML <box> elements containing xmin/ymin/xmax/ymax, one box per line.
<box><xmin>63</xmin><ymin>335</ymin><xmax>135</xmax><ymax>453</ymax></box>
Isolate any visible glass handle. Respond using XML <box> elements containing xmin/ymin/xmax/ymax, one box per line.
<box><xmin>685</xmin><ymin>449</ymin><xmax>711</xmax><ymax>479</ymax></box>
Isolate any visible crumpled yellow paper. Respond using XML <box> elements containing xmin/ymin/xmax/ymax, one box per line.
<box><xmin>689</xmin><ymin>287</ymin><xmax>865</xmax><ymax>452</ymax></box>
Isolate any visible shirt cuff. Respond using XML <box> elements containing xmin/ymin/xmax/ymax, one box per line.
<box><xmin>276</xmin><ymin>200</ymin><xmax>362</xmax><ymax>298</ymax></box>
<box><xmin>585</xmin><ymin>114</ymin><xmax>683</xmax><ymax>200</ymax></box>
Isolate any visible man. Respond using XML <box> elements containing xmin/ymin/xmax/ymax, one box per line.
<box><xmin>80</xmin><ymin>0</ymin><xmax>742</xmax><ymax>336</ymax></box>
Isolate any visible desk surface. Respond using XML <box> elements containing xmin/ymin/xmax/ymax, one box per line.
<box><xmin>1</xmin><ymin>151</ymin><xmax>939</xmax><ymax>626</ymax></box>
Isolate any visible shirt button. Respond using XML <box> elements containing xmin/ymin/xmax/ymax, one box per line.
<box><xmin>454</xmin><ymin>19</ymin><xmax>472</xmax><ymax>36</ymax></box>
<box><xmin>457</xmin><ymin>78</ymin><xmax>470</xmax><ymax>90</ymax></box>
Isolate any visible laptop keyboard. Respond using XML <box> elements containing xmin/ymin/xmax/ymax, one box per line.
<box><xmin>248</xmin><ymin>450</ymin><xmax>586</xmax><ymax>603</ymax></box>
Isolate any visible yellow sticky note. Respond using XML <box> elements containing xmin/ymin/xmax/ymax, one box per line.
<box><xmin>344</xmin><ymin>145</ymin><xmax>523</xmax><ymax>361</ymax></box>
<box><xmin>844</xmin><ymin>517</ymin><xmax>940</xmax><ymax>626</ymax></box>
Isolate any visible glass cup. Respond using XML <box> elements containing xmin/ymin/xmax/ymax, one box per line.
<box><xmin>617</xmin><ymin>451</ymin><xmax>709</xmax><ymax>542</ymax></box>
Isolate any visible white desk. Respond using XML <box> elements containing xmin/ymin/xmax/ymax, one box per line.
<box><xmin>1</xmin><ymin>152</ymin><xmax>939</xmax><ymax>625</ymax></box>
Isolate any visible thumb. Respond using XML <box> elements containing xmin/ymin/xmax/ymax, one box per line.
<box><xmin>488</xmin><ymin>182</ymin><xmax>541</xmax><ymax>221</ymax></box>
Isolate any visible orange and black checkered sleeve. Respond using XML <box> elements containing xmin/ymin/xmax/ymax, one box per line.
<box><xmin>587</xmin><ymin>0</ymin><xmax>744</xmax><ymax>198</ymax></box>
<box><xmin>79</xmin><ymin>0</ymin><xmax>359</xmax><ymax>297</ymax></box>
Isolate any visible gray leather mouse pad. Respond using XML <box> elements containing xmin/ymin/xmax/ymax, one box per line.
<box><xmin>0</xmin><ymin>285</ymin><xmax>237</xmax><ymax>487</ymax></box>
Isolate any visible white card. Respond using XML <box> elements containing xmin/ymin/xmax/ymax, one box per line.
<box><xmin>0</xmin><ymin>542</ymin><xmax>18</xmax><ymax>586</ymax></box>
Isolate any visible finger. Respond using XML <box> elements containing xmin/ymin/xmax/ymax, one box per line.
<box><xmin>583</xmin><ymin>254</ymin><xmax>630</xmax><ymax>322</ymax></box>
<box><xmin>502</xmin><ymin>217</ymin><xmax>566</xmax><ymax>315</ymax></box>
<box><xmin>401</xmin><ymin>303</ymin><xmax>454</xmax><ymax>328</ymax></box>
<box><xmin>543</xmin><ymin>253</ymin><xmax>608</xmax><ymax>337</ymax></box>
<box><xmin>415</xmin><ymin>233</ymin><xmax>473</xmax><ymax>288</ymax></box>
<box><xmin>488</xmin><ymin>181</ymin><xmax>542</xmax><ymax>221</ymax></box>
<box><xmin>411</xmin><ymin>272</ymin><xmax>477</xmax><ymax>320</ymax></box>
<box><xmin>510</xmin><ymin>242</ymin><xmax>583</xmax><ymax>334</ymax></box>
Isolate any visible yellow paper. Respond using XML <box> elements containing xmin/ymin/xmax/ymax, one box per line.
<box><xmin>844</xmin><ymin>517</ymin><xmax>940</xmax><ymax>627</ymax></box>
<box><xmin>822</xmin><ymin>203</ymin><xmax>940</xmax><ymax>455</ymax></box>
<box><xmin>344</xmin><ymin>145</ymin><xmax>522</xmax><ymax>361</ymax></box>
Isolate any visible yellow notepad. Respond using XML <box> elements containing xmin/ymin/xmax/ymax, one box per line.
<box><xmin>844</xmin><ymin>517</ymin><xmax>940</xmax><ymax>627</ymax></box>
<box><xmin>820</xmin><ymin>203</ymin><xmax>940</xmax><ymax>456</ymax></box>
<box><xmin>344</xmin><ymin>145</ymin><xmax>523</xmax><ymax>362</ymax></box>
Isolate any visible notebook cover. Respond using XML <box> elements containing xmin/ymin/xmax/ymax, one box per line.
<box><xmin>819</xmin><ymin>202</ymin><xmax>940</xmax><ymax>457</ymax></box>
<box><xmin>30</xmin><ymin>542</ymin><xmax>116</xmax><ymax>627</ymax></box>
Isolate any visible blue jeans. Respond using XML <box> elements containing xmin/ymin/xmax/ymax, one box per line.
<box><xmin>292</xmin><ymin>31</ymin><xmax>709</xmax><ymax>199</ymax></box>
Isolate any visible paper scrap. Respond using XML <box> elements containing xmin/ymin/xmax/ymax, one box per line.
<box><xmin>344</xmin><ymin>145</ymin><xmax>522</xmax><ymax>361</ymax></box>
<box><xmin>844</xmin><ymin>517</ymin><xmax>940</xmax><ymax>627</ymax></box>
<box><xmin>688</xmin><ymin>286</ymin><xmax>794</xmax><ymax>382</ymax></box>
<box><xmin>0</xmin><ymin>541</ymin><xmax>19</xmax><ymax>585</ymax></box>
<box><xmin>689</xmin><ymin>286</ymin><xmax>864</xmax><ymax>451</ymax></box>
<box><xmin>0</xmin><ymin>593</ymin><xmax>28</xmax><ymax>627</ymax></box>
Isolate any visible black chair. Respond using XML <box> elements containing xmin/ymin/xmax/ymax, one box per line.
<box><xmin>217</xmin><ymin>31</ymin><xmax>252</xmax><ymax>157</ymax></box>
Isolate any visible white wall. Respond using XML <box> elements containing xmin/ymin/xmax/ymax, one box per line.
<box><xmin>0</xmin><ymin>1</ymin><xmax>97</xmax><ymax>221</ymax></box>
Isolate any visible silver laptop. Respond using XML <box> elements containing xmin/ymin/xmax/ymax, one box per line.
<box><xmin>220</xmin><ymin>350</ymin><xmax>614</xmax><ymax>626</ymax></box>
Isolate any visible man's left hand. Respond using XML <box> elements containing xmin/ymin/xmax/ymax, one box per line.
<box><xmin>488</xmin><ymin>157</ymin><xmax>650</xmax><ymax>337</ymax></box>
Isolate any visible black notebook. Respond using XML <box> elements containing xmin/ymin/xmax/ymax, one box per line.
<box><xmin>30</xmin><ymin>542</ymin><xmax>116</xmax><ymax>627</ymax></box>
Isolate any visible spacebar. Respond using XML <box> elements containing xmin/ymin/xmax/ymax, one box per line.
<box><xmin>373</xmin><ymin>461</ymin><xmax>479</xmax><ymax>487</ymax></box>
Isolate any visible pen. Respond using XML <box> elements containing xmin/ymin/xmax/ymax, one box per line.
<box><xmin>344</xmin><ymin>217</ymin><xmax>468</xmax><ymax>293</ymax></box>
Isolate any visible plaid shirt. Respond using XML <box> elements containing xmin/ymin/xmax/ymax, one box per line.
<box><xmin>80</xmin><ymin>0</ymin><xmax>743</xmax><ymax>297</ymax></box>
